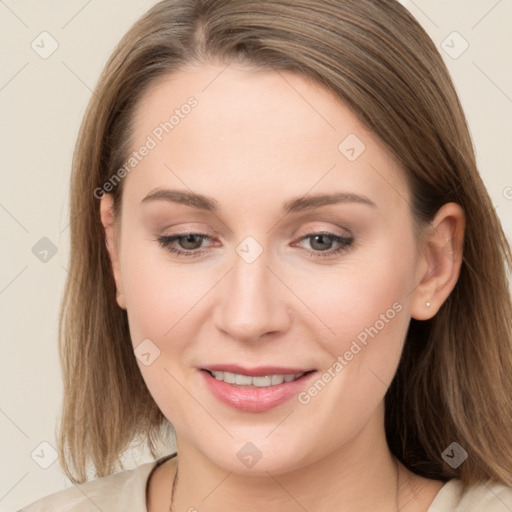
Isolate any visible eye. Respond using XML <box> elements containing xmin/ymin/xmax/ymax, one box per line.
<box><xmin>294</xmin><ymin>232</ymin><xmax>353</xmax><ymax>258</ymax></box>
<box><xmin>155</xmin><ymin>231</ymin><xmax>354</xmax><ymax>259</ymax></box>
<box><xmin>156</xmin><ymin>233</ymin><xmax>213</xmax><ymax>257</ymax></box>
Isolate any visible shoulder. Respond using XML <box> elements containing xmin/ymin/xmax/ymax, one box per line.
<box><xmin>429</xmin><ymin>479</ymin><xmax>512</xmax><ymax>511</ymax></box>
<box><xmin>17</xmin><ymin>455</ymin><xmax>175</xmax><ymax>512</ymax></box>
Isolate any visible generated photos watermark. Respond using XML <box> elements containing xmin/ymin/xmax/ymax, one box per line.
<box><xmin>298</xmin><ymin>301</ymin><xmax>403</xmax><ymax>405</ymax></box>
<box><xmin>94</xmin><ymin>96</ymin><xmax>198</xmax><ymax>199</ymax></box>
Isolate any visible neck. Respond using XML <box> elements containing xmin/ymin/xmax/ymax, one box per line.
<box><xmin>171</xmin><ymin>406</ymin><xmax>416</xmax><ymax>512</ymax></box>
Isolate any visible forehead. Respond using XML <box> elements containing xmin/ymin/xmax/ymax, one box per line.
<box><xmin>134</xmin><ymin>63</ymin><xmax>362</xmax><ymax>151</ymax></box>
<box><xmin>124</xmin><ymin>63</ymin><xmax>409</xmax><ymax>213</ymax></box>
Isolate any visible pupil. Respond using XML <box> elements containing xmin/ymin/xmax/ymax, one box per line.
<box><xmin>181</xmin><ymin>234</ymin><xmax>202</xmax><ymax>250</ymax></box>
<box><xmin>311</xmin><ymin>234</ymin><xmax>332</xmax><ymax>251</ymax></box>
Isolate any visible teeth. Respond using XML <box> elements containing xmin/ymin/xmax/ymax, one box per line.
<box><xmin>210</xmin><ymin>371</ymin><xmax>305</xmax><ymax>387</ymax></box>
<box><xmin>223</xmin><ymin>371</ymin><xmax>236</xmax><ymax>384</ymax></box>
<box><xmin>271</xmin><ymin>374</ymin><xmax>283</xmax><ymax>385</ymax></box>
<box><xmin>253</xmin><ymin>376</ymin><xmax>272</xmax><ymax>387</ymax></box>
<box><xmin>235</xmin><ymin>374</ymin><xmax>253</xmax><ymax>386</ymax></box>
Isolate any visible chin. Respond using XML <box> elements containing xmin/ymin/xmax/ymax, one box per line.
<box><xmin>193</xmin><ymin>433</ymin><xmax>318</xmax><ymax>476</ymax></box>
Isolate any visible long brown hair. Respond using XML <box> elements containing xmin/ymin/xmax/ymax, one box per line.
<box><xmin>58</xmin><ymin>0</ymin><xmax>512</xmax><ymax>490</ymax></box>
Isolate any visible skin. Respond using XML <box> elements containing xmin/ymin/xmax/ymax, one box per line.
<box><xmin>100</xmin><ymin>63</ymin><xmax>465</xmax><ymax>511</ymax></box>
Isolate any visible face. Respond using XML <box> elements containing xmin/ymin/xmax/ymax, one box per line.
<box><xmin>102</xmin><ymin>63</ymin><xmax>431</xmax><ymax>475</ymax></box>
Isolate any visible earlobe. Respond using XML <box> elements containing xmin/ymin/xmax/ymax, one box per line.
<box><xmin>99</xmin><ymin>194</ymin><xmax>126</xmax><ymax>310</ymax></box>
<box><xmin>411</xmin><ymin>202</ymin><xmax>465</xmax><ymax>321</ymax></box>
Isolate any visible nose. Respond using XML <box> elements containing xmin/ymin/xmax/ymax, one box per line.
<box><xmin>213</xmin><ymin>246</ymin><xmax>291</xmax><ymax>343</ymax></box>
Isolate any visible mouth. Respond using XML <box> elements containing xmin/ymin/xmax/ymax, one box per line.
<box><xmin>199</xmin><ymin>365</ymin><xmax>317</xmax><ymax>412</ymax></box>
<box><xmin>205</xmin><ymin>369</ymin><xmax>307</xmax><ymax>387</ymax></box>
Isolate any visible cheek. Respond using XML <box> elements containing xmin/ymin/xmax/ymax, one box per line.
<box><xmin>297</xmin><ymin>242</ymin><xmax>415</xmax><ymax>354</ymax></box>
<box><xmin>118</xmin><ymin>243</ymin><xmax>210</xmax><ymax>427</ymax></box>
<box><xmin>119</xmin><ymin>236</ymin><xmax>205</xmax><ymax>345</ymax></box>
<box><xmin>290</xmin><ymin>239</ymin><xmax>417</xmax><ymax>430</ymax></box>
<box><xmin>287</xmin><ymin>253</ymin><xmax>414</xmax><ymax>454</ymax></box>
<box><xmin>118</xmin><ymin>239</ymin><xmax>220</xmax><ymax>411</ymax></box>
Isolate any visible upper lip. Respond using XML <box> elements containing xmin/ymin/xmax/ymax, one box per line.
<box><xmin>201</xmin><ymin>364</ymin><xmax>315</xmax><ymax>377</ymax></box>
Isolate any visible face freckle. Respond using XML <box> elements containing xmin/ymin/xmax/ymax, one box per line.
<box><xmin>109</xmin><ymin>63</ymin><xmax>423</xmax><ymax>475</ymax></box>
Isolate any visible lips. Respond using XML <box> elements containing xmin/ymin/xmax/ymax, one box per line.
<box><xmin>200</xmin><ymin>364</ymin><xmax>316</xmax><ymax>413</ymax></box>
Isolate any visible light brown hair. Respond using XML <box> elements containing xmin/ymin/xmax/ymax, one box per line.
<box><xmin>58</xmin><ymin>0</ymin><xmax>512</xmax><ymax>490</ymax></box>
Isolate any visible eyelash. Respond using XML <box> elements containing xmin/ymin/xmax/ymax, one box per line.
<box><xmin>155</xmin><ymin>232</ymin><xmax>354</xmax><ymax>259</ymax></box>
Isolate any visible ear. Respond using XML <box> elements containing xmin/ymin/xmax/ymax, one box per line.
<box><xmin>411</xmin><ymin>202</ymin><xmax>465</xmax><ymax>320</ymax></box>
<box><xmin>100</xmin><ymin>194</ymin><xmax>126</xmax><ymax>310</ymax></box>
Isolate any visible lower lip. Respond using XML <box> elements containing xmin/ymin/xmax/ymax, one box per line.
<box><xmin>201</xmin><ymin>370</ymin><xmax>316</xmax><ymax>413</ymax></box>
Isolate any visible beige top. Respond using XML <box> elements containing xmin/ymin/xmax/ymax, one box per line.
<box><xmin>19</xmin><ymin>454</ymin><xmax>512</xmax><ymax>511</ymax></box>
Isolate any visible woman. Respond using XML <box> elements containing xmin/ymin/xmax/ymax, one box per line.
<box><xmin>20</xmin><ymin>0</ymin><xmax>512</xmax><ymax>510</ymax></box>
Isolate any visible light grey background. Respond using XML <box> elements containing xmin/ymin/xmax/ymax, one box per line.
<box><xmin>1</xmin><ymin>1</ymin><xmax>511</xmax><ymax>510</ymax></box>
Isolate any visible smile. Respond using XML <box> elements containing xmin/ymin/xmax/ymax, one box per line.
<box><xmin>200</xmin><ymin>365</ymin><xmax>317</xmax><ymax>412</ymax></box>
<box><xmin>208</xmin><ymin>370</ymin><xmax>306</xmax><ymax>387</ymax></box>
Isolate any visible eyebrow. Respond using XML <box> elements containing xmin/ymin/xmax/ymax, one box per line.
<box><xmin>141</xmin><ymin>188</ymin><xmax>377</xmax><ymax>213</ymax></box>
